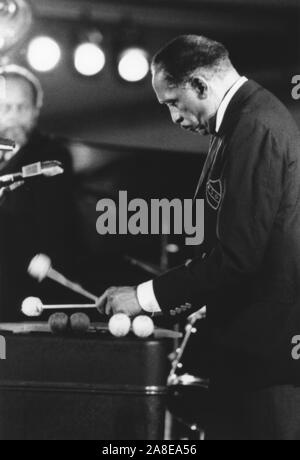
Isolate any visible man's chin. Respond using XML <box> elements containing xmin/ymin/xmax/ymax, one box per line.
<box><xmin>0</xmin><ymin>149</ymin><xmax>19</xmax><ymax>165</ymax></box>
<box><xmin>0</xmin><ymin>128</ymin><xmax>29</xmax><ymax>147</ymax></box>
<box><xmin>195</xmin><ymin>126</ymin><xmax>209</xmax><ymax>136</ymax></box>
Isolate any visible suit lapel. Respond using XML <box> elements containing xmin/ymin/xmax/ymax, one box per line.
<box><xmin>193</xmin><ymin>80</ymin><xmax>262</xmax><ymax>202</ymax></box>
<box><xmin>193</xmin><ymin>136</ymin><xmax>224</xmax><ymax>202</ymax></box>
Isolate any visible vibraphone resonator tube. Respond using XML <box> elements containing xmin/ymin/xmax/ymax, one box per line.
<box><xmin>48</xmin><ymin>313</ymin><xmax>91</xmax><ymax>335</ymax></box>
<box><xmin>70</xmin><ymin>313</ymin><xmax>91</xmax><ymax>334</ymax></box>
<box><xmin>132</xmin><ymin>316</ymin><xmax>155</xmax><ymax>338</ymax></box>
<box><xmin>48</xmin><ymin>313</ymin><xmax>69</xmax><ymax>335</ymax></box>
<box><xmin>108</xmin><ymin>314</ymin><xmax>155</xmax><ymax>338</ymax></box>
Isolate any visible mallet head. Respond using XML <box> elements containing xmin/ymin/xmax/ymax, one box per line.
<box><xmin>28</xmin><ymin>254</ymin><xmax>51</xmax><ymax>282</ymax></box>
<box><xmin>21</xmin><ymin>297</ymin><xmax>43</xmax><ymax>317</ymax></box>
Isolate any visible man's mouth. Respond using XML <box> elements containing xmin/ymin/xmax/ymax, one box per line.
<box><xmin>192</xmin><ymin>124</ymin><xmax>205</xmax><ymax>134</ymax></box>
<box><xmin>182</xmin><ymin>125</ymin><xmax>199</xmax><ymax>133</ymax></box>
<box><xmin>180</xmin><ymin>123</ymin><xmax>208</xmax><ymax>135</ymax></box>
<box><xmin>195</xmin><ymin>123</ymin><xmax>210</xmax><ymax>134</ymax></box>
<box><xmin>0</xmin><ymin>147</ymin><xmax>18</xmax><ymax>164</ymax></box>
<box><xmin>0</xmin><ymin>127</ymin><xmax>27</xmax><ymax>154</ymax></box>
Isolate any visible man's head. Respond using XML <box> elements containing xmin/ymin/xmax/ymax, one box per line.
<box><xmin>0</xmin><ymin>65</ymin><xmax>43</xmax><ymax>161</ymax></box>
<box><xmin>152</xmin><ymin>35</ymin><xmax>239</xmax><ymax>135</ymax></box>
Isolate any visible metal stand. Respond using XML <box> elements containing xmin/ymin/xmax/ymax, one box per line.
<box><xmin>168</xmin><ymin>306</ymin><xmax>207</xmax><ymax>385</ymax></box>
<box><xmin>166</xmin><ymin>306</ymin><xmax>208</xmax><ymax>441</ymax></box>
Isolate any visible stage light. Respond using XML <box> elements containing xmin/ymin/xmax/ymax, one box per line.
<box><xmin>74</xmin><ymin>42</ymin><xmax>105</xmax><ymax>77</ymax></box>
<box><xmin>118</xmin><ymin>47</ymin><xmax>149</xmax><ymax>83</ymax></box>
<box><xmin>27</xmin><ymin>36</ymin><xmax>61</xmax><ymax>72</ymax></box>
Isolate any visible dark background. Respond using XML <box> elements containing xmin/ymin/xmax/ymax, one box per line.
<box><xmin>0</xmin><ymin>0</ymin><xmax>299</xmax><ymax>386</ymax></box>
<box><xmin>9</xmin><ymin>0</ymin><xmax>300</xmax><ymax>155</ymax></box>
<box><xmin>5</xmin><ymin>0</ymin><xmax>300</xmax><ymax>309</ymax></box>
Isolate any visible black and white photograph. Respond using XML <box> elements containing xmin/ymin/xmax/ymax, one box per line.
<box><xmin>0</xmin><ymin>0</ymin><xmax>300</xmax><ymax>443</ymax></box>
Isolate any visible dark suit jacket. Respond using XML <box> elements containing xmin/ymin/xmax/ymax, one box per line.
<box><xmin>153</xmin><ymin>80</ymin><xmax>300</xmax><ymax>387</ymax></box>
<box><xmin>0</xmin><ymin>130</ymin><xmax>82</xmax><ymax>322</ymax></box>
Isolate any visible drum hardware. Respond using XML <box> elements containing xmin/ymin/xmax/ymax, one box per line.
<box><xmin>168</xmin><ymin>306</ymin><xmax>207</xmax><ymax>385</ymax></box>
<box><xmin>167</xmin><ymin>305</ymin><xmax>208</xmax><ymax>440</ymax></box>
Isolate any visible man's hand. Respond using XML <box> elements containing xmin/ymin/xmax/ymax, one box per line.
<box><xmin>96</xmin><ymin>286</ymin><xmax>143</xmax><ymax>317</ymax></box>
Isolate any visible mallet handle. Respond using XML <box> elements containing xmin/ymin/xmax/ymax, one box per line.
<box><xmin>48</xmin><ymin>268</ymin><xmax>98</xmax><ymax>302</ymax></box>
<box><xmin>43</xmin><ymin>304</ymin><xmax>96</xmax><ymax>311</ymax></box>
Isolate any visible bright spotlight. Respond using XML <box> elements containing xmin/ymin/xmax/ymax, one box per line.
<box><xmin>74</xmin><ymin>42</ymin><xmax>106</xmax><ymax>76</ymax></box>
<box><xmin>118</xmin><ymin>47</ymin><xmax>149</xmax><ymax>83</ymax></box>
<box><xmin>27</xmin><ymin>36</ymin><xmax>61</xmax><ymax>72</ymax></box>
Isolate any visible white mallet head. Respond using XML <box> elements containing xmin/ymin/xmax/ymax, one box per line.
<box><xmin>108</xmin><ymin>314</ymin><xmax>131</xmax><ymax>338</ymax></box>
<box><xmin>21</xmin><ymin>297</ymin><xmax>43</xmax><ymax>317</ymax></box>
<box><xmin>132</xmin><ymin>316</ymin><xmax>155</xmax><ymax>338</ymax></box>
<box><xmin>28</xmin><ymin>254</ymin><xmax>52</xmax><ymax>282</ymax></box>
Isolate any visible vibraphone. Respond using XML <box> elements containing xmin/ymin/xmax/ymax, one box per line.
<box><xmin>0</xmin><ymin>322</ymin><xmax>177</xmax><ymax>440</ymax></box>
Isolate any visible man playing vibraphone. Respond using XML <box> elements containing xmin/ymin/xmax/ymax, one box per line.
<box><xmin>97</xmin><ymin>35</ymin><xmax>300</xmax><ymax>440</ymax></box>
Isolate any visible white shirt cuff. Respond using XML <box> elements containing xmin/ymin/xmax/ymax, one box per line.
<box><xmin>137</xmin><ymin>281</ymin><xmax>162</xmax><ymax>313</ymax></box>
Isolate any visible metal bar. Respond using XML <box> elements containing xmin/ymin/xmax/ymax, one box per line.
<box><xmin>0</xmin><ymin>380</ymin><xmax>168</xmax><ymax>395</ymax></box>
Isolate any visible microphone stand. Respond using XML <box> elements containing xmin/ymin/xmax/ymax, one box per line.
<box><xmin>166</xmin><ymin>306</ymin><xmax>208</xmax><ymax>441</ymax></box>
<box><xmin>168</xmin><ymin>306</ymin><xmax>207</xmax><ymax>385</ymax></box>
<box><xmin>0</xmin><ymin>180</ymin><xmax>25</xmax><ymax>199</ymax></box>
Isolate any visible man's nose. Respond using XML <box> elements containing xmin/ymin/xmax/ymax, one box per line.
<box><xmin>5</xmin><ymin>106</ymin><xmax>20</xmax><ymax>121</ymax></box>
<box><xmin>170</xmin><ymin>107</ymin><xmax>184</xmax><ymax>126</ymax></box>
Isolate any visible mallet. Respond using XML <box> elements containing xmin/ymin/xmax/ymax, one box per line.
<box><xmin>21</xmin><ymin>297</ymin><xmax>97</xmax><ymax>317</ymax></box>
<box><xmin>28</xmin><ymin>254</ymin><xmax>98</xmax><ymax>303</ymax></box>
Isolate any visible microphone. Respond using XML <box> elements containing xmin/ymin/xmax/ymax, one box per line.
<box><xmin>0</xmin><ymin>161</ymin><xmax>64</xmax><ymax>188</ymax></box>
<box><xmin>0</xmin><ymin>138</ymin><xmax>16</xmax><ymax>152</ymax></box>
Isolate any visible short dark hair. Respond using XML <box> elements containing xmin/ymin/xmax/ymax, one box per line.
<box><xmin>152</xmin><ymin>35</ymin><xmax>232</xmax><ymax>85</ymax></box>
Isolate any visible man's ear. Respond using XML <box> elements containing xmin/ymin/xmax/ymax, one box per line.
<box><xmin>190</xmin><ymin>77</ymin><xmax>208</xmax><ymax>99</ymax></box>
<box><xmin>32</xmin><ymin>107</ymin><xmax>41</xmax><ymax>124</ymax></box>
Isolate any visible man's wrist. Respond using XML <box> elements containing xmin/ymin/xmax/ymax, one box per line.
<box><xmin>133</xmin><ymin>286</ymin><xmax>143</xmax><ymax>311</ymax></box>
<box><xmin>136</xmin><ymin>281</ymin><xmax>162</xmax><ymax>314</ymax></box>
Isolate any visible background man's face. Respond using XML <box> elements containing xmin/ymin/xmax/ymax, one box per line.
<box><xmin>153</xmin><ymin>70</ymin><xmax>214</xmax><ymax>135</ymax></box>
<box><xmin>0</xmin><ymin>77</ymin><xmax>39</xmax><ymax>162</ymax></box>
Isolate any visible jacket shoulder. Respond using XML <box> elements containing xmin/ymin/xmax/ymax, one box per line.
<box><xmin>238</xmin><ymin>87</ymin><xmax>300</xmax><ymax>142</ymax></box>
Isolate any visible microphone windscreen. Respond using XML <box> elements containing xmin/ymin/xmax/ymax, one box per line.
<box><xmin>22</xmin><ymin>161</ymin><xmax>64</xmax><ymax>179</ymax></box>
<box><xmin>41</xmin><ymin>161</ymin><xmax>64</xmax><ymax>177</ymax></box>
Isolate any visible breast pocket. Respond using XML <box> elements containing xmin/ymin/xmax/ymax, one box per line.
<box><xmin>206</xmin><ymin>179</ymin><xmax>223</xmax><ymax>211</ymax></box>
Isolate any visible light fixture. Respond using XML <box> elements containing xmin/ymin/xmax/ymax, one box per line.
<box><xmin>118</xmin><ymin>47</ymin><xmax>149</xmax><ymax>83</ymax></box>
<box><xmin>27</xmin><ymin>36</ymin><xmax>61</xmax><ymax>73</ymax></box>
<box><xmin>0</xmin><ymin>0</ymin><xmax>32</xmax><ymax>55</ymax></box>
<box><xmin>74</xmin><ymin>42</ymin><xmax>106</xmax><ymax>77</ymax></box>
<box><xmin>73</xmin><ymin>29</ymin><xmax>106</xmax><ymax>77</ymax></box>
